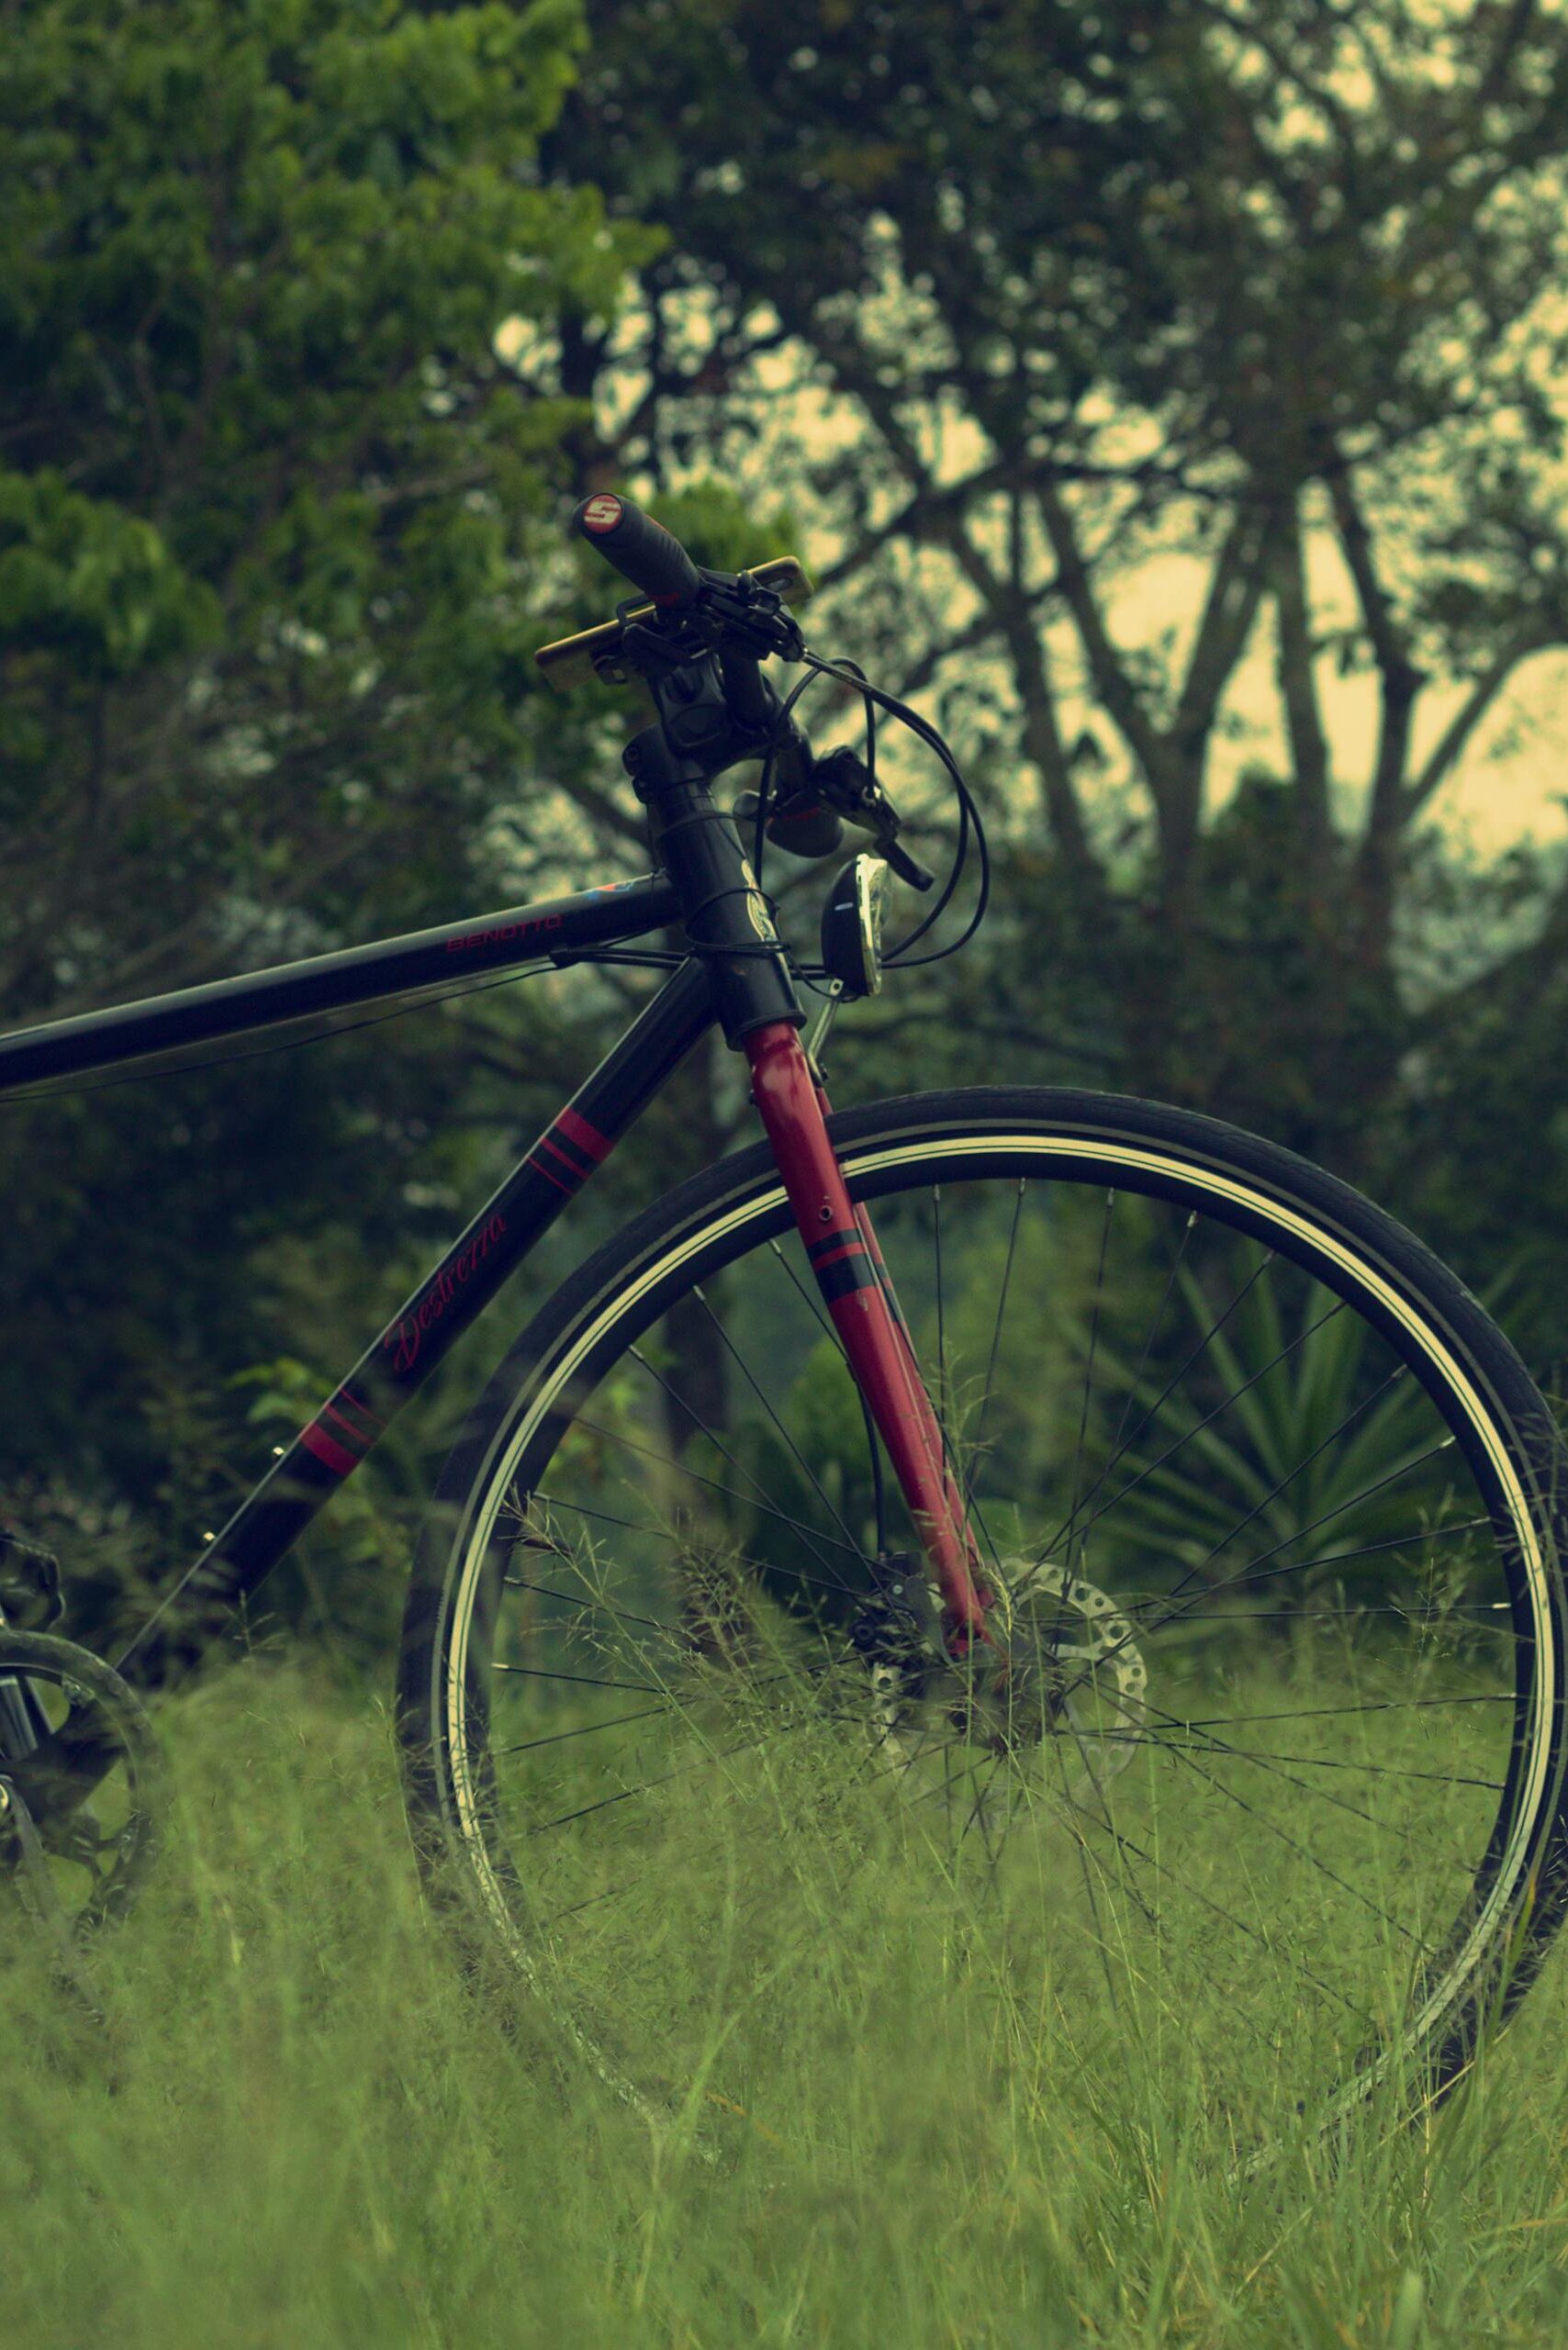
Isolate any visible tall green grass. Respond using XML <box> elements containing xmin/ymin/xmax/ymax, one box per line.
<box><xmin>5</xmin><ymin>1659</ymin><xmax>1568</xmax><ymax>2348</ymax></box>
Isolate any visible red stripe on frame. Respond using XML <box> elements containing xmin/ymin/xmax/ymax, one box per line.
<box><xmin>300</xmin><ymin>1422</ymin><xmax>359</xmax><ymax>1478</ymax></box>
<box><xmin>339</xmin><ymin>1386</ymin><xmax>385</xmax><ymax>1430</ymax></box>
<box><xmin>809</xmin><ymin>1238</ymin><xmax>867</xmax><ymax>1274</ymax></box>
<box><xmin>321</xmin><ymin>1403</ymin><xmax>371</xmax><ymax>1452</ymax></box>
<box><xmin>556</xmin><ymin>1106</ymin><xmax>611</xmax><ymax>1163</ymax></box>
<box><xmin>526</xmin><ymin>1152</ymin><xmax>576</xmax><ymax>1195</ymax></box>
<box><xmin>538</xmin><ymin>1134</ymin><xmax>587</xmax><ymax>1181</ymax></box>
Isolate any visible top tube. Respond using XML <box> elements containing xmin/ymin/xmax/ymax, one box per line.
<box><xmin>0</xmin><ymin>874</ymin><xmax>679</xmax><ymax>1093</ymax></box>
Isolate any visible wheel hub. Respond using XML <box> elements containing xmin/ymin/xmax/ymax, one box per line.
<box><xmin>864</xmin><ymin>1558</ymin><xmax>1148</xmax><ymax>1805</ymax></box>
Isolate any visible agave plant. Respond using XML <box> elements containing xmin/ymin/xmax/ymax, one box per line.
<box><xmin>1086</xmin><ymin>1252</ymin><xmax>1475</xmax><ymax>1617</ymax></box>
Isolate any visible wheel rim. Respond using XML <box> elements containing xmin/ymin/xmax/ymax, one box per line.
<box><xmin>431</xmin><ymin>1126</ymin><xmax>1565</xmax><ymax>2133</ymax></box>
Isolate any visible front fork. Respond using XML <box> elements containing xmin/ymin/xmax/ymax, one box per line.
<box><xmin>744</xmin><ymin>1022</ymin><xmax>994</xmax><ymax>1650</ymax></box>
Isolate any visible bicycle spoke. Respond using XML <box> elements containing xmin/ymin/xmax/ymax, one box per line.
<box><xmin>501</xmin><ymin>1573</ymin><xmax>676</xmax><ymax>1639</ymax></box>
<box><xmin>968</xmin><ymin>1175</ymin><xmax>1026</xmax><ymax>1506</ymax></box>
<box><xmin>1182</xmin><ymin>1691</ymin><xmax>1515</xmax><ymax>1726</ymax></box>
<box><xmin>934</xmin><ymin>1183</ymin><xmax>946</xmax><ymax>1425</ymax></box>
<box><xmin>530</xmin><ymin>1729</ymin><xmax>775</xmax><ymax>1836</ymax></box>
<box><xmin>1031</xmin><ymin>1761</ymin><xmax>1377</xmax><ymax>2031</ymax></box>
<box><xmin>527</xmin><ymin>1681</ymin><xmax>857</xmax><ymax>1839</ymax></box>
<box><xmin>1049</xmin><ymin>1295</ymin><xmax>1347</xmax><ymax>1567</ymax></box>
<box><xmin>1155</xmin><ymin>1361</ymin><xmax>1412</xmax><ymax>1615</ymax></box>
<box><xmin>491</xmin><ymin>1662</ymin><xmax>666</xmax><ymax>1695</ymax></box>
<box><xmin>626</xmin><ymin>1344</ymin><xmax>862</xmax><ymax>1596</ymax></box>
<box><xmin>1163</xmin><ymin>1511</ymin><xmax>1488</xmax><ymax>1614</ymax></box>
<box><xmin>573</xmin><ymin>1418</ymin><xmax>865</xmax><ymax>1565</ymax></box>
<box><xmin>495</xmin><ymin>1703</ymin><xmax>678</xmax><ymax>1759</ymax></box>
<box><xmin>1058</xmin><ymin>1432</ymin><xmax>1468</xmax><ymax>1718</ymax></box>
<box><xmin>1082</xmin><ymin>1731</ymin><xmax>1502</xmax><ymax>1791</ymax></box>
<box><xmin>446</xmin><ymin>1136</ymin><xmax>1553</xmax><ymax>2138</ymax></box>
<box><xmin>1118</xmin><ymin>1686</ymin><xmax>1484</xmax><ymax>1876</ymax></box>
<box><xmin>1132</xmin><ymin>1717</ymin><xmax>1436</xmax><ymax>1954</ymax></box>
<box><xmin>1043</xmin><ymin>1240</ymin><xmax>1278</xmax><ymax>1560</ymax></box>
<box><xmin>1100</xmin><ymin>1209</ymin><xmax>1197</xmax><ymax>1501</ymax></box>
<box><xmin>690</xmin><ymin>1281</ymin><xmax>860</xmax><ymax>1553</ymax></box>
<box><xmin>1064</xmin><ymin>1189</ymin><xmax>1115</xmax><ymax>1579</ymax></box>
<box><xmin>768</xmin><ymin>1234</ymin><xmax>848</xmax><ymax>1363</ymax></box>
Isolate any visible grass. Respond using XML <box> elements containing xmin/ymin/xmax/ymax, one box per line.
<box><xmin>5</xmin><ymin>1658</ymin><xmax>1568</xmax><ymax>2347</ymax></box>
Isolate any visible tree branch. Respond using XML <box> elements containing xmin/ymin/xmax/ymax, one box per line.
<box><xmin>1169</xmin><ymin>496</ymin><xmax>1277</xmax><ymax>778</ymax></box>
<box><xmin>1404</xmin><ymin>621</ymin><xmax>1553</xmax><ymax>818</ymax></box>
<box><xmin>1320</xmin><ymin>441</ymin><xmax>1426</xmax><ymax>850</ymax></box>
<box><xmin>1476</xmin><ymin>0</ymin><xmax>1541</xmax><ymax>113</ymax></box>
<box><xmin>812</xmin><ymin>455</ymin><xmax>1036</xmax><ymax>596</ymax></box>
<box><xmin>1271</xmin><ymin>494</ymin><xmax>1332</xmax><ymax>846</ymax></box>
<box><xmin>1002</xmin><ymin>487</ymin><xmax>1098</xmax><ymax>879</ymax></box>
<box><xmin>1033</xmin><ymin>476</ymin><xmax>1172</xmax><ymax>802</ymax></box>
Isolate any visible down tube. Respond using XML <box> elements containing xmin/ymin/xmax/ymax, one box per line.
<box><xmin>113</xmin><ymin>960</ymin><xmax>718</xmax><ymax>1693</ymax></box>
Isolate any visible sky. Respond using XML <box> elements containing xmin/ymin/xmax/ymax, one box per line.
<box><xmin>1114</xmin><ymin>543</ymin><xmax>1568</xmax><ymax>858</ymax></box>
<box><xmin>715</xmin><ymin>348</ymin><xmax>1568</xmax><ymax>869</ymax></box>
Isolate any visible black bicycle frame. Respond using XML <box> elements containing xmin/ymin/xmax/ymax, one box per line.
<box><xmin>0</xmin><ymin>872</ymin><xmax>722</xmax><ymax>1691</ymax></box>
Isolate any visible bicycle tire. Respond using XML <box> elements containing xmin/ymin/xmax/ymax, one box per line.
<box><xmin>397</xmin><ymin>1087</ymin><xmax>1568</xmax><ymax>2138</ymax></box>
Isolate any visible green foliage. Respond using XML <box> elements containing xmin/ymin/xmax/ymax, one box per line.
<box><xmin>0</xmin><ymin>472</ymin><xmax>215</xmax><ymax>689</ymax></box>
<box><xmin>0</xmin><ymin>0</ymin><xmax>665</xmax><ymax>1540</ymax></box>
<box><xmin>8</xmin><ymin>0</ymin><xmax>1568</xmax><ymax>1684</ymax></box>
<box><xmin>540</xmin><ymin>0</ymin><xmax>1568</xmax><ymax>1265</ymax></box>
<box><xmin>0</xmin><ymin>0</ymin><xmax>664</xmax><ymax>966</ymax></box>
<box><xmin>1106</xmin><ymin>1256</ymin><xmax>1474</xmax><ymax>1614</ymax></box>
<box><xmin>5</xmin><ymin>1665</ymin><xmax>1568</xmax><ymax>2344</ymax></box>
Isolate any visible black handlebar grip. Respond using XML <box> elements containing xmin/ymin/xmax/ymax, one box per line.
<box><xmin>571</xmin><ymin>491</ymin><xmax>702</xmax><ymax>609</ymax></box>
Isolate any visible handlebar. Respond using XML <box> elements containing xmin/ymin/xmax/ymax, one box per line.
<box><xmin>571</xmin><ymin>491</ymin><xmax>702</xmax><ymax>609</ymax></box>
<box><xmin>572</xmin><ymin>490</ymin><xmax>936</xmax><ymax>892</ymax></box>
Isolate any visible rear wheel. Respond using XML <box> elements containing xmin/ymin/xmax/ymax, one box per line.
<box><xmin>0</xmin><ymin>1629</ymin><xmax>164</xmax><ymax>1998</ymax></box>
<box><xmin>398</xmin><ymin>1088</ymin><xmax>1568</xmax><ymax>2141</ymax></box>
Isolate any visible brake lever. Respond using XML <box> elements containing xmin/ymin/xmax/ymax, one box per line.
<box><xmin>613</xmin><ymin>570</ymin><xmax>805</xmax><ymax>688</ymax></box>
<box><xmin>809</xmin><ymin>747</ymin><xmax>935</xmax><ymax>891</ymax></box>
<box><xmin>879</xmin><ymin>838</ymin><xmax>935</xmax><ymax>893</ymax></box>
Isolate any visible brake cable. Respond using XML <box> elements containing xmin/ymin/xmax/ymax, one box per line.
<box><xmin>793</xmin><ymin>650</ymin><xmax>991</xmax><ymax>968</ymax></box>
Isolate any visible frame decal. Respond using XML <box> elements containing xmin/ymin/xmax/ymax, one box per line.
<box><xmin>111</xmin><ymin>961</ymin><xmax>720</xmax><ymax>1689</ymax></box>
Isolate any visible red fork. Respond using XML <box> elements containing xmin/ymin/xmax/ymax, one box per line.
<box><xmin>744</xmin><ymin>1023</ymin><xmax>994</xmax><ymax>1648</ymax></box>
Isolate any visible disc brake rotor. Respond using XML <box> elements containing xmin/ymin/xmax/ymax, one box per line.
<box><xmin>867</xmin><ymin>1559</ymin><xmax>1148</xmax><ymax>1812</ymax></box>
<box><xmin>1007</xmin><ymin>1561</ymin><xmax>1148</xmax><ymax>1805</ymax></box>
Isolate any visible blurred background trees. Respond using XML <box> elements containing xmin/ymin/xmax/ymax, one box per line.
<box><xmin>5</xmin><ymin>0</ymin><xmax>1568</xmax><ymax>1627</ymax></box>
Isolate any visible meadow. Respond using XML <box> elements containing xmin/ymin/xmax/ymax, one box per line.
<box><xmin>4</xmin><ymin>1656</ymin><xmax>1568</xmax><ymax>2349</ymax></box>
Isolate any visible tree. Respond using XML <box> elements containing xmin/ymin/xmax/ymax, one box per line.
<box><xmin>0</xmin><ymin>0</ymin><xmax>666</xmax><ymax>1516</ymax></box>
<box><xmin>536</xmin><ymin>0</ymin><xmax>1568</xmax><ymax>1202</ymax></box>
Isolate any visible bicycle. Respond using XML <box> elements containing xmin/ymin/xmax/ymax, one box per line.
<box><xmin>2</xmin><ymin>488</ymin><xmax>1566</xmax><ymax>2149</ymax></box>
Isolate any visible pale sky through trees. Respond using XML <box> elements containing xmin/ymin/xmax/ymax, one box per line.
<box><xmin>718</xmin><ymin>341</ymin><xmax>1568</xmax><ymax>863</ymax></box>
<box><xmin>1109</xmin><ymin>533</ymin><xmax>1568</xmax><ymax>856</ymax></box>
<box><xmin>546</xmin><ymin>0</ymin><xmax>1568</xmax><ymax>877</ymax></box>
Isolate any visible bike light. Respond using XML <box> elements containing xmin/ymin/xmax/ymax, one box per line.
<box><xmin>820</xmin><ymin>854</ymin><xmax>889</xmax><ymax>997</ymax></box>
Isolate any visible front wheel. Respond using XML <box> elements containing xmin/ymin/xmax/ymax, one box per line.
<box><xmin>398</xmin><ymin>1088</ymin><xmax>1568</xmax><ymax>2143</ymax></box>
